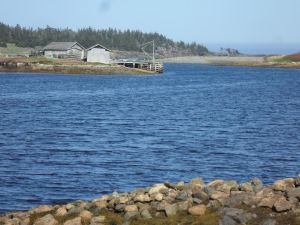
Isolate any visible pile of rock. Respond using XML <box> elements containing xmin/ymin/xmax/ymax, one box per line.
<box><xmin>1</xmin><ymin>176</ymin><xmax>300</xmax><ymax>225</ymax></box>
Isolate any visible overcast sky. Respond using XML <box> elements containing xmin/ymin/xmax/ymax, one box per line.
<box><xmin>1</xmin><ymin>0</ymin><xmax>300</xmax><ymax>54</ymax></box>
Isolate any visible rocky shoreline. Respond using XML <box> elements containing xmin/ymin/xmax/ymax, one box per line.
<box><xmin>1</xmin><ymin>176</ymin><xmax>300</xmax><ymax>225</ymax></box>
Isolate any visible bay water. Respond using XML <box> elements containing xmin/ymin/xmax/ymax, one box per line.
<box><xmin>0</xmin><ymin>64</ymin><xmax>299</xmax><ymax>213</ymax></box>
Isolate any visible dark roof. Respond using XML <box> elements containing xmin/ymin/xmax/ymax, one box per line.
<box><xmin>43</xmin><ymin>42</ymin><xmax>85</xmax><ymax>51</ymax></box>
<box><xmin>86</xmin><ymin>44</ymin><xmax>110</xmax><ymax>52</ymax></box>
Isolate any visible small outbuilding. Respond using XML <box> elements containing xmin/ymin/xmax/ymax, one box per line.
<box><xmin>43</xmin><ymin>42</ymin><xmax>85</xmax><ymax>60</ymax></box>
<box><xmin>86</xmin><ymin>44</ymin><xmax>111</xmax><ymax>64</ymax></box>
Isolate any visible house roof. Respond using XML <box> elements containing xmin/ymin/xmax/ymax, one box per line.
<box><xmin>86</xmin><ymin>44</ymin><xmax>110</xmax><ymax>52</ymax></box>
<box><xmin>43</xmin><ymin>42</ymin><xmax>85</xmax><ymax>51</ymax></box>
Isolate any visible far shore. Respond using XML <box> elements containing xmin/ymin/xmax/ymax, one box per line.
<box><xmin>159</xmin><ymin>55</ymin><xmax>300</xmax><ymax>69</ymax></box>
<box><xmin>1</xmin><ymin>55</ymin><xmax>300</xmax><ymax>76</ymax></box>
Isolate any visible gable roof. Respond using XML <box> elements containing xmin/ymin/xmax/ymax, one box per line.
<box><xmin>86</xmin><ymin>44</ymin><xmax>110</xmax><ymax>52</ymax></box>
<box><xmin>43</xmin><ymin>42</ymin><xmax>85</xmax><ymax>51</ymax></box>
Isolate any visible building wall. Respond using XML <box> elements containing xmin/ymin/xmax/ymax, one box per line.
<box><xmin>71</xmin><ymin>44</ymin><xmax>85</xmax><ymax>59</ymax></box>
<box><xmin>44</xmin><ymin>50</ymin><xmax>67</xmax><ymax>59</ymax></box>
<box><xmin>66</xmin><ymin>48</ymin><xmax>83</xmax><ymax>60</ymax></box>
<box><xmin>44</xmin><ymin>45</ymin><xmax>85</xmax><ymax>60</ymax></box>
<box><xmin>87</xmin><ymin>48</ymin><xmax>110</xmax><ymax>64</ymax></box>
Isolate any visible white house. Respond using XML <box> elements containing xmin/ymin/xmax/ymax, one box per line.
<box><xmin>43</xmin><ymin>42</ymin><xmax>85</xmax><ymax>60</ymax></box>
<box><xmin>86</xmin><ymin>44</ymin><xmax>111</xmax><ymax>64</ymax></box>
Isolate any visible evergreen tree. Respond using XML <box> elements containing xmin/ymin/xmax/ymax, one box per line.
<box><xmin>0</xmin><ymin>22</ymin><xmax>209</xmax><ymax>56</ymax></box>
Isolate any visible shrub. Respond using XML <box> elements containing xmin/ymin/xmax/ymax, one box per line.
<box><xmin>0</xmin><ymin>42</ymin><xmax>7</xmax><ymax>47</ymax></box>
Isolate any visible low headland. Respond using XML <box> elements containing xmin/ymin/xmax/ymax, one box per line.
<box><xmin>160</xmin><ymin>55</ymin><xmax>300</xmax><ymax>69</ymax></box>
<box><xmin>0</xmin><ymin>57</ymin><xmax>155</xmax><ymax>75</ymax></box>
<box><xmin>1</xmin><ymin>175</ymin><xmax>300</xmax><ymax>225</ymax></box>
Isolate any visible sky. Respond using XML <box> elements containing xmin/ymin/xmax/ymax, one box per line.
<box><xmin>0</xmin><ymin>0</ymin><xmax>300</xmax><ymax>54</ymax></box>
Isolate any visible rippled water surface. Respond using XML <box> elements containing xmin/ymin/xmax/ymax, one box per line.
<box><xmin>0</xmin><ymin>64</ymin><xmax>300</xmax><ymax>213</ymax></box>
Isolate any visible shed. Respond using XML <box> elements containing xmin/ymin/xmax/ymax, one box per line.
<box><xmin>86</xmin><ymin>44</ymin><xmax>111</xmax><ymax>64</ymax></box>
<box><xmin>43</xmin><ymin>42</ymin><xmax>85</xmax><ymax>60</ymax></box>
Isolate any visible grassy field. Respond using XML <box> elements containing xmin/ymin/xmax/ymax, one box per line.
<box><xmin>0</xmin><ymin>43</ymin><xmax>33</xmax><ymax>56</ymax></box>
<box><xmin>0</xmin><ymin>55</ymin><xmax>110</xmax><ymax>67</ymax></box>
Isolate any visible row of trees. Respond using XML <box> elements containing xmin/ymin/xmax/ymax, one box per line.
<box><xmin>0</xmin><ymin>22</ymin><xmax>208</xmax><ymax>56</ymax></box>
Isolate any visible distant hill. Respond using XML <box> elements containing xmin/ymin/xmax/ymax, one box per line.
<box><xmin>0</xmin><ymin>22</ymin><xmax>208</xmax><ymax>57</ymax></box>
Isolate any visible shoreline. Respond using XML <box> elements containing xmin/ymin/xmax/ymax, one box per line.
<box><xmin>0</xmin><ymin>64</ymin><xmax>155</xmax><ymax>76</ymax></box>
<box><xmin>159</xmin><ymin>56</ymin><xmax>300</xmax><ymax>69</ymax></box>
<box><xmin>0</xmin><ymin>57</ymin><xmax>156</xmax><ymax>75</ymax></box>
<box><xmin>1</xmin><ymin>176</ymin><xmax>300</xmax><ymax>225</ymax></box>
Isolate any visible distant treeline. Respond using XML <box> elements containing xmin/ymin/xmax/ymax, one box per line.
<box><xmin>0</xmin><ymin>22</ymin><xmax>208</xmax><ymax>56</ymax></box>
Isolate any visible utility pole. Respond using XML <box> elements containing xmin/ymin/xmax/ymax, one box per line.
<box><xmin>141</xmin><ymin>40</ymin><xmax>156</xmax><ymax>71</ymax></box>
<box><xmin>152</xmin><ymin>40</ymin><xmax>155</xmax><ymax>66</ymax></box>
<box><xmin>140</xmin><ymin>40</ymin><xmax>163</xmax><ymax>73</ymax></box>
<box><xmin>141</xmin><ymin>40</ymin><xmax>155</xmax><ymax>63</ymax></box>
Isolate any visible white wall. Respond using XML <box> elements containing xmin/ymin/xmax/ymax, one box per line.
<box><xmin>87</xmin><ymin>48</ymin><xmax>110</xmax><ymax>64</ymax></box>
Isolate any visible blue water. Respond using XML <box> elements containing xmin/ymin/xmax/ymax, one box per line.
<box><xmin>0</xmin><ymin>64</ymin><xmax>300</xmax><ymax>213</ymax></box>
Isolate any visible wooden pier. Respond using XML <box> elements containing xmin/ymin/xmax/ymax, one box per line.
<box><xmin>116</xmin><ymin>61</ymin><xmax>164</xmax><ymax>73</ymax></box>
<box><xmin>116</xmin><ymin>40</ymin><xmax>164</xmax><ymax>73</ymax></box>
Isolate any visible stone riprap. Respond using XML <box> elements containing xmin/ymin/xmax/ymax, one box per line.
<box><xmin>1</xmin><ymin>176</ymin><xmax>300</xmax><ymax>225</ymax></box>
